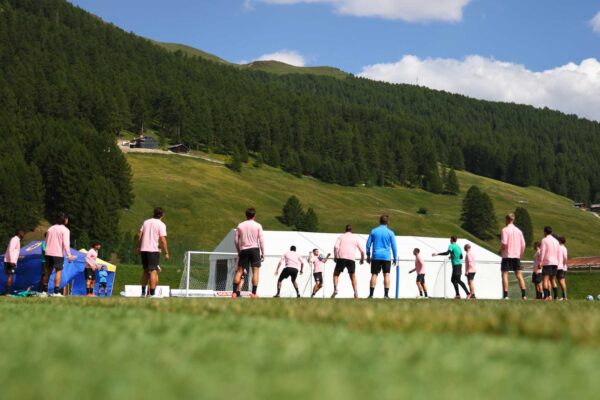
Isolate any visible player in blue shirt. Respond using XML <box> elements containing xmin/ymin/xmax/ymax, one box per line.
<box><xmin>366</xmin><ymin>215</ymin><xmax>398</xmax><ymax>299</ymax></box>
<box><xmin>98</xmin><ymin>265</ymin><xmax>108</xmax><ymax>296</ymax></box>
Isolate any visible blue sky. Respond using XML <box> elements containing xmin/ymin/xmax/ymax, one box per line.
<box><xmin>69</xmin><ymin>0</ymin><xmax>600</xmax><ymax>120</ymax></box>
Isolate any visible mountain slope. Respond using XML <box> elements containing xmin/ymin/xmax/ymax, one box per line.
<box><xmin>119</xmin><ymin>153</ymin><xmax>600</xmax><ymax>263</ymax></box>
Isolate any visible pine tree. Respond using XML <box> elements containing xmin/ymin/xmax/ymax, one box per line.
<box><xmin>445</xmin><ymin>168</ymin><xmax>460</xmax><ymax>195</ymax></box>
<box><xmin>227</xmin><ymin>148</ymin><xmax>243</xmax><ymax>172</ymax></box>
<box><xmin>297</xmin><ymin>207</ymin><xmax>319</xmax><ymax>232</ymax></box>
<box><xmin>514</xmin><ymin>206</ymin><xmax>533</xmax><ymax>247</ymax></box>
<box><xmin>461</xmin><ymin>186</ymin><xmax>498</xmax><ymax>240</ymax></box>
<box><xmin>424</xmin><ymin>168</ymin><xmax>443</xmax><ymax>194</ymax></box>
<box><xmin>282</xmin><ymin>196</ymin><xmax>304</xmax><ymax>227</ymax></box>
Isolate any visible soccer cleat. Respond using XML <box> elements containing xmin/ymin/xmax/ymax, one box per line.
<box><xmin>454</xmin><ymin>295</ymin><xmax>461</xmax><ymax>299</ymax></box>
<box><xmin>367</xmin><ymin>295</ymin><xmax>373</xmax><ymax>299</ymax></box>
<box><xmin>522</xmin><ymin>296</ymin><xmax>528</xmax><ymax>300</ymax></box>
<box><xmin>39</xmin><ymin>292</ymin><xmax>49</xmax><ymax>298</ymax></box>
<box><xmin>466</xmin><ymin>294</ymin><xmax>473</xmax><ymax>300</ymax></box>
<box><xmin>297</xmin><ymin>294</ymin><xmax>301</xmax><ymax>298</ymax></box>
<box><xmin>250</xmin><ymin>293</ymin><xmax>258</xmax><ymax>298</ymax></box>
<box><xmin>231</xmin><ymin>292</ymin><xmax>238</xmax><ymax>298</ymax></box>
<box><xmin>503</xmin><ymin>297</ymin><xmax>510</xmax><ymax>300</ymax></box>
<box><xmin>52</xmin><ymin>293</ymin><xmax>64</xmax><ymax>298</ymax></box>
<box><xmin>331</xmin><ymin>291</ymin><xmax>338</xmax><ymax>299</ymax></box>
<box><xmin>273</xmin><ymin>294</ymin><xmax>280</xmax><ymax>298</ymax></box>
<box><xmin>384</xmin><ymin>295</ymin><xmax>390</xmax><ymax>299</ymax></box>
<box><xmin>545</xmin><ymin>296</ymin><xmax>553</xmax><ymax>301</ymax></box>
<box><xmin>150</xmin><ymin>295</ymin><xmax>162</xmax><ymax>299</ymax></box>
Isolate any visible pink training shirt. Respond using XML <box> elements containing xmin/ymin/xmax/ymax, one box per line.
<box><xmin>334</xmin><ymin>232</ymin><xmax>365</xmax><ymax>261</ymax></box>
<box><xmin>4</xmin><ymin>236</ymin><xmax>21</xmax><ymax>264</ymax></box>
<box><xmin>465</xmin><ymin>251</ymin><xmax>476</xmax><ymax>273</ymax></box>
<box><xmin>533</xmin><ymin>250</ymin><xmax>542</xmax><ymax>274</ymax></box>
<box><xmin>310</xmin><ymin>254</ymin><xmax>325</xmax><ymax>273</ymax></box>
<box><xmin>139</xmin><ymin>218</ymin><xmax>167</xmax><ymax>252</ymax></box>
<box><xmin>501</xmin><ymin>223</ymin><xmax>526</xmax><ymax>259</ymax></box>
<box><xmin>558</xmin><ymin>245</ymin><xmax>568</xmax><ymax>271</ymax></box>
<box><xmin>235</xmin><ymin>220</ymin><xmax>265</xmax><ymax>253</ymax></box>
<box><xmin>45</xmin><ymin>224</ymin><xmax>72</xmax><ymax>258</ymax></box>
<box><xmin>540</xmin><ymin>235</ymin><xmax>561</xmax><ymax>266</ymax></box>
<box><xmin>85</xmin><ymin>248</ymin><xmax>98</xmax><ymax>270</ymax></box>
<box><xmin>414</xmin><ymin>254</ymin><xmax>425</xmax><ymax>274</ymax></box>
<box><xmin>279</xmin><ymin>251</ymin><xmax>303</xmax><ymax>270</ymax></box>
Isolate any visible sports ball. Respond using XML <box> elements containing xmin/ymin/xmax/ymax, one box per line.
<box><xmin>318</xmin><ymin>254</ymin><xmax>324</xmax><ymax>261</ymax></box>
<box><xmin>597</xmin><ymin>294</ymin><xmax>600</xmax><ymax>301</ymax></box>
<box><xmin>586</xmin><ymin>295</ymin><xmax>594</xmax><ymax>301</ymax></box>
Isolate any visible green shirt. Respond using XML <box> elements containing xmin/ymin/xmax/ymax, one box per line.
<box><xmin>448</xmin><ymin>243</ymin><xmax>462</xmax><ymax>266</ymax></box>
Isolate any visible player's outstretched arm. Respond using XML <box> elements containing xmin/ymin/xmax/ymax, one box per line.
<box><xmin>160</xmin><ymin>236</ymin><xmax>169</xmax><ymax>260</ymax></box>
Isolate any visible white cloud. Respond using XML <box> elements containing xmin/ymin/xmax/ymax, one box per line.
<box><xmin>253</xmin><ymin>50</ymin><xmax>306</xmax><ymax>66</ymax></box>
<box><xmin>359</xmin><ymin>55</ymin><xmax>600</xmax><ymax>121</ymax></box>
<box><xmin>256</xmin><ymin>0</ymin><xmax>471</xmax><ymax>22</ymax></box>
<box><xmin>591</xmin><ymin>11</ymin><xmax>600</xmax><ymax>32</ymax></box>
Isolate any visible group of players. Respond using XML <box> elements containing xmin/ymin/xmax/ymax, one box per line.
<box><xmin>229</xmin><ymin>208</ymin><xmax>569</xmax><ymax>300</ymax></box>
<box><xmin>3</xmin><ymin>207</ymin><xmax>569</xmax><ymax>300</ymax></box>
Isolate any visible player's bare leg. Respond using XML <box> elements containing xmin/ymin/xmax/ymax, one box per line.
<box><xmin>350</xmin><ymin>273</ymin><xmax>358</xmax><ymax>299</ymax></box>
<box><xmin>501</xmin><ymin>271</ymin><xmax>509</xmax><ymax>293</ymax></box>
<box><xmin>331</xmin><ymin>273</ymin><xmax>340</xmax><ymax>298</ymax></box>
<box><xmin>54</xmin><ymin>270</ymin><xmax>62</xmax><ymax>293</ymax></box>
<box><xmin>558</xmin><ymin>278</ymin><xmax>567</xmax><ymax>300</ymax></box>
<box><xmin>312</xmin><ymin>281</ymin><xmax>322</xmax><ymax>297</ymax></box>
<box><xmin>383</xmin><ymin>273</ymin><xmax>390</xmax><ymax>298</ymax></box>
<box><xmin>140</xmin><ymin>270</ymin><xmax>149</xmax><ymax>297</ymax></box>
<box><xmin>550</xmin><ymin>276</ymin><xmax>558</xmax><ymax>299</ymax></box>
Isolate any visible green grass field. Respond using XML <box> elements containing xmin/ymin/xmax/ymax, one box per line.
<box><xmin>1</xmin><ymin>297</ymin><xmax>599</xmax><ymax>399</ymax></box>
<box><xmin>120</xmin><ymin>153</ymin><xmax>600</xmax><ymax>263</ymax></box>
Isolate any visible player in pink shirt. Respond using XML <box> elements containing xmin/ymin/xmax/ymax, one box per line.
<box><xmin>532</xmin><ymin>242</ymin><xmax>543</xmax><ymax>299</ymax></box>
<box><xmin>539</xmin><ymin>226</ymin><xmax>561</xmax><ymax>301</ymax></box>
<box><xmin>408</xmin><ymin>248</ymin><xmax>427</xmax><ymax>298</ymax></box>
<box><xmin>464</xmin><ymin>244</ymin><xmax>476</xmax><ymax>300</ymax></box>
<box><xmin>137</xmin><ymin>207</ymin><xmax>169</xmax><ymax>298</ymax></box>
<box><xmin>3</xmin><ymin>230</ymin><xmax>24</xmax><ymax>295</ymax></box>
<box><xmin>332</xmin><ymin>224</ymin><xmax>365</xmax><ymax>299</ymax></box>
<box><xmin>499</xmin><ymin>213</ymin><xmax>527</xmax><ymax>300</ymax></box>
<box><xmin>274</xmin><ymin>246</ymin><xmax>304</xmax><ymax>298</ymax></box>
<box><xmin>557</xmin><ymin>237</ymin><xmax>568</xmax><ymax>300</ymax></box>
<box><xmin>232</xmin><ymin>208</ymin><xmax>265</xmax><ymax>298</ymax></box>
<box><xmin>84</xmin><ymin>241</ymin><xmax>101</xmax><ymax>297</ymax></box>
<box><xmin>43</xmin><ymin>213</ymin><xmax>76</xmax><ymax>297</ymax></box>
<box><xmin>309</xmin><ymin>249</ymin><xmax>330</xmax><ymax>298</ymax></box>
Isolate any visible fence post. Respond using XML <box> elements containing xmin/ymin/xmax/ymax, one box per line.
<box><xmin>395</xmin><ymin>263</ymin><xmax>400</xmax><ymax>299</ymax></box>
<box><xmin>185</xmin><ymin>252</ymin><xmax>190</xmax><ymax>298</ymax></box>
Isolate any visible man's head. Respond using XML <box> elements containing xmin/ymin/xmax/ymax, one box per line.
<box><xmin>543</xmin><ymin>226</ymin><xmax>552</xmax><ymax>236</ymax></box>
<box><xmin>91</xmin><ymin>241</ymin><xmax>101</xmax><ymax>250</ymax></box>
<box><xmin>153</xmin><ymin>207</ymin><xmax>164</xmax><ymax>219</ymax></box>
<box><xmin>290</xmin><ymin>245</ymin><xmax>296</xmax><ymax>252</ymax></box>
<box><xmin>533</xmin><ymin>241</ymin><xmax>540</xmax><ymax>250</ymax></box>
<box><xmin>464</xmin><ymin>244</ymin><xmax>471</xmax><ymax>251</ymax></box>
<box><xmin>56</xmin><ymin>212</ymin><xmax>68</xmax><ymax>225</ymax></box>
<box><xmin>379</xmin><ymin>215</ymin><xmax>389</xmax><ymax>226</ymax></box>
<box><xmin>101</xmin><ymin>265</ymin><xmax>106</xmax><ymax>271</ymax></box>
<box><xmin>345</xmin><ymin>224</ymin><xmax>352</xmax><ymax>233</ymax></box>
<box><xmin>450</xmin><ymin>235</ymin><xmax>458</xmax><ymax>243</ymax></box>
<box><xmin>413</xmin><ymin>248</ymin><xmax>420</xmax><ymax>255</ymax></box>
<box><xmin>312</xmin><ymin>248</ymin><xmax>319</xmax><ymax>255</ymax></box>
<box><xmin>245</xmin><ymin>207</ymin><xmax>256</xmax><ymax>220</ymax></box>
<box><xmin>15</xmin><ymin>229</ymin><xmax>25</xmax><ymax>239</ymax></box>
<box><xmin>505</xmin><ymin>213</ymin><xmax>515</xmax><ymax>225</ymax></box>
<box><xmin>558</xmin><ymin>236</ymin><xmax>566</xmax><ymax>245</ymax></box>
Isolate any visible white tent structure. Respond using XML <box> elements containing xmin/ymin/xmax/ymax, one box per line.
<box><xmin>193</xmin><ymin>230</ymin><xmax>503</xmax><ymax>299</ymax></box>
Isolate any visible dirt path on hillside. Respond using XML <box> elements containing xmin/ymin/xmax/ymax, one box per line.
<box><xmin>118</xmin><ymin>144</ymin><xmax>225</xmax><ymax>165</ymax></box>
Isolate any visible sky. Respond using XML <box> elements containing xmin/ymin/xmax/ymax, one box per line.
<box><xmin>69</xmin><ymin>0</ymin><xmax>600</xmax><ymax>121</ymax></box>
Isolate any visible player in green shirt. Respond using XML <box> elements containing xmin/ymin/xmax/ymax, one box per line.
<box><xmin>433</xmin><ymin>236</ymin><xmax>471</xmax><ymax>299</ymax></box>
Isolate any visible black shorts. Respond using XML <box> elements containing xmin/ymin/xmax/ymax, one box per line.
<box><xmin>334</xmin><ymin>259</ymin><xmax>356</xmax><ymax>275</ymax></box>
<box><xmin>416</xmin><ymin>274</ymin><xmax>425</xmax><ymax>284</ymax></box>
<box><xmin>47</xmin><ymin>256</ymin><xmax>64</xmax><ymax>271</ymax></box>
<box><xmin>542</xmin><ymin>265</ymin><xmax>558</xmax><ymax>277</ymax></box>
<box><xmin>501</xmin><ymin>258</ymin><xmax>522</xmax><ymax>272</ymax></box>
<box><xmin>467</xmin><ymin>272</ymin><xmax>476</xmax><ymax>281</ymax></box>
<box><xmin>370</xmin><ymin>260</ymin><xmax>391</xmax><ymax>275</ymax></box>
<box><xmin>278</xmin><ymin>267</ymin><xmax>299</xmax><ymax>282</ymax></box>
<box><xmin>239</xmin><ymin>248</ymin><xmax>261</xmax><ymax>270</ymax></box>
<box><xmin>4</xmin><ymin>263</ymin><xmax>16</xmax><ymax>275</ymax></box>
<box><xmin>313</xmin><ymin>272</ymin><xmax>323</xmax><ymax>283</ymax></box>
<box><xmin>99</xmin><ymin>282</ymin><xmax>107</xmax><ymax>288</ymax></box>
<box><xmin>557</xmin><ymin>270</ymin><xmax>567</xmax><ymax>280</ymax></box>
<box><xmin>451</xmin><ymin>264</ymin><xmax>462</xmax><ymax>278</ymax></box>
<box><xmin>141</xmin><ymin>251</ymin><xmax>160</xmax><ymax>271</ymax></box>
<box><xmin>532</xmin><ymin>272</ymin><xmax>543</xmax><ymax>284</ymax></box>
<box><xmin>84</xmin><ymin>268</ymin><xmax>95</xmax><ymax>280</ymax></box>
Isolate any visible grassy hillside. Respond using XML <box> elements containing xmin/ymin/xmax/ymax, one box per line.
<box><xmin>155</xmin><ymin>41</ymin><xmax>349</xmax><ymax>78</ymax></box>
<box><xmin>120</xmin><ymin>153</ymin><xmax>600</xmax><ymax>261</ymax></box>
<box><xmin>1</xmin><ymin>298</ymin><xmax>600</xmax><ymax>399</ymax></box>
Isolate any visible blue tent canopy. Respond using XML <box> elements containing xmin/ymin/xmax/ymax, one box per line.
<box><xmin>0</xmin><ymin>241</ymin><xmax>116</xmax><ymax>296</ymax></box>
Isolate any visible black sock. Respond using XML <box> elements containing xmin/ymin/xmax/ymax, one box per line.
<box><xmin>276</xmin><ymin>288</ymin><xmax>281</xmax><ymax>296</ymax></box>
<box><xmin>252</xmin><ymin>285</ymin><xmax>257</xmax><ymax>295</ymax></box>
<box><xmin>562</xmin><ymin>290</ymin><xmax>567</xmax><ymax>299</ymax></box>
<box><xmin>521</xmin><ymin>288</ymin><xmax>527</xmax><ymax>298</ymax></box>
<box><xmin>369</xmin><ymin>287</ymin><xmax>375</xmax><ymax>297</ymax></box>
<box><xmin>544</xmin><ymin>289</ymin><xmax>549</xmax><ymax>298</ymax></box>
<box><xmin>295</xmin><ymin>286</ymin><xmax>300</xmax><ymax>295</ymax></box>
<box><xmin>42</xmin><ymin>284</ymin><xmax>49</xmax><ymax>293</ymax></box>
<box><xmin>384</xmin><ymin>288</ymin><xmax>389</xmax><ymax>297</ymax></box>
<box><xmin>419</xmin><ymin>290</ymin><xmax>423</xmax><ymax>297</ymax></box>
<box><xmin>141</xmin><ymin>286</ymin><xmax>146</xmax><ymax>295</ymax></box>
<box><xmin>424</xmin><ymin>291</ymin><xmax>428</xmax><ymax>298</ymax></box>
<box><xmin>552</xmin><ymin>287</ymin><xmax>558</xmax><ymax>299</ymax></box>
<box><xmin>54</xmin><ymin>287</ymin><xmax>60</xmax><ymax>294</ymax></box>
<box><xmin>503</xmin><ymin>290</ymin><xmax>508</xmax><ymax>298</ymax></box>
<box><xmin>150</xmin><ymin>288</ymin><xmax>156</xmax><ymax>296</ymax></box>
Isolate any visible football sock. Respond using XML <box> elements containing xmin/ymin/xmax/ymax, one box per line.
<box><xmin>552</xmin><ymin>287</ymin><xmax>558</xmax><ymax>299</ymax></box>
<box><xmin>42</xmin><ymin>284</ymin><xmax>49</xmax><ymax>293</ymax></box>
<box><xmin>562</xmin><ymin>289</ymin><xmax>567</xmax><ymax>299</ymax></box>
<box><xmin>141</xmin><ymin>286</ymin><xmax>146</xmax><ymax>296</ymax></box>
<box><xmin>521</xmin><ymin>288</ymin><xmax>527</xmax><ymax>298</ymax></box>
<box><xmin>544</xmin><ymin>289</ymin><xmax>550</xmax><ymax>298</ymax></box>
<box><xmin>419</xmin><ymin>290</ymin><xmax>423</xmax><ymax>297</ymax></box>
<box><xmin>252</xmin><ymin>285</ymin><xmax>258</xmax><ymax>295</ymax></box>
<box><xmin>369</xmin><ymin>287</ymin><xmax>375</xmax><ymax>297</ymax></box>
<box><xmin>424</xmin><ymin>291</ymin><xmax>428</xmax><ymax>298</ymax></box>
<box><xmin>276</xmin><ymin>288</ymin><xmax>281</xmax><ymax>296</ymax></box>
<box><xmin>149</xmin><ymin>288</ymin><xmax>155</xmax><ymax>296</ymax></box>
<box><xmin>384</xmin><ymin>288</ymin><xmax>389</xmax><ymax>297</ymax></box>
<box><xmin>503</xmin><ymin>290</ymin><xmax>508</xmax><ymax>298</ymax></box>
<box><xmin>54</xmin><ymin>287</ymin><xmax>60</xmax><ymax>294</ymax></box>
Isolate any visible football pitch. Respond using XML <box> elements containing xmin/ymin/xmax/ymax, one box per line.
<box><xmin>1</xmin><ymin>298</ymin><xmax>599</xmax><ymax>400</ymax></box>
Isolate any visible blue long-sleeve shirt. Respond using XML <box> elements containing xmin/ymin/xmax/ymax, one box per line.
<box><xmin>366</xmin><ymin>225</ymin><xmax>397</xmax><ymax>261</ymax></box>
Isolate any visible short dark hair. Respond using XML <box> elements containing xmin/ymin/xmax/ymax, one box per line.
<box><xmin>533</xmin><ymin>241</ymin><xmax>540</xmax><ymax>249</ymax></box>
<box><xmin>345</xmin><ymin>224</ymin><xmax>352</xmax><ymax>232</ymax></box>
<box><xmin>544</xmin><ymin>226</ymin><xmax>552</xmax><ymax>235</ymax></box>
<box><xmin>464</xmin><ymin>244</ymin><xmax>471</xmax><ymax>250</ymax></box>
<box><xmin>56</xmin><ymin>212</ymin><xmax>68</xmax><ymax>225</ymax></box>
<box><xmin>451</xmin><ymin>235</ymin><xmax>458</xmax><ymax>243</ymax></box>
<box><xmin>245</xmin><ymin>208</ymin><xmax>256</xmax><ymax>219</ymax></box>
<box><xmin>379</xmin><ymin>215</ymin><xmax>389</xmax><ymax>225</ymax></box>
<box><xmin>15</xmin><ymin>229</ymin><xmax>25</xmax><ymax>236</ymax></box>
<box><xmin>291</xmin><ymin>245</ymin><xmax>296</xmax><ymax>251</ymax></box>
<box><xmin>413</xmin><ymin>248</ymin><xmax>420</xmax><ymax>254</ymax></box>
<box><xmin>153</xmin><ymin>207</ymin><xmax>164</xmax><ymax>218</ymax></box>
<box><xmin>313</xmin><ymin>248</ymin><xmax>318</xmax><ymax>252</ymax></box>
<box><xmin>91</xmin><ymin>240</ymin><xmax>101</xmax><ymax>247</ymax></box>
<box><xmin>558</xmin><ymin>236</ymin><xmax>566</xmax><ymax>245</ymax></box>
